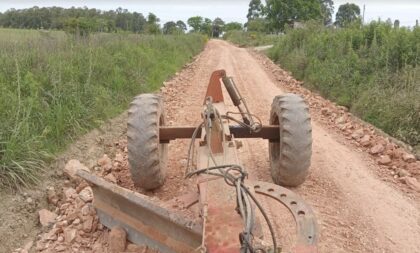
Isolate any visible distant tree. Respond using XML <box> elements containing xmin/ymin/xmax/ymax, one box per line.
<box><xmin>176</xmin><ymin>20</ymin><xmax>187</xmax><ymax>32</ymax></box>
<box><xmin>201</xmin><ymin>18</ymin><xmax>213</xmax><ymax>36</ymax></box>
<box><xmin>212</xmin><ymin>17</ymin><xmax>225</xmax><ymax>37</ymax></box>
<box><xmin>335</xmin><ymin>3</ymin><xmax>361</xmax><ymax>27</ymax></box>
<box><xmin>393</xmin><ymin>20</ymin><xmax>400</xmax><ymax>29</ymax></box>
<box><xmin>247</xmin><ymin>0</ymin><xmax>264</xmax><ymax>21</ymax></box>
<box><xmin>247</xmin><ymin>18</ymin><xmax>268</xmax><ymax>32</ymax></box>
<box><xmin>187</xmin><ymin>16</ymin><xmax>203</xmax><ymax>32</ymax></box>
<box><xmin>224</xmin><ymin>22</ymin><xmax>243</xmax><ymax>31</ymax></box>
<box><xmin>147</xmin><ymin>13</ymin><xmax>159</xmax><ymax>24</ymax></box>
<box><xmin>131</xmin><ymin>12</ymin><xmax>146</xmax><ymax>33</ymax></box>
<box><xmin>163</xmin><ymin>21</ymin><xmax>178</xmax><ymax>34</ymax></box>
<box><xmin>0</xmin><ymin>6</ymin><xmax>155</xmax><ymax>34</ymax></box>
<box><xmin>265</xmin><ymin>0</ymin><xmax>324</xmax><ymax>32</ymax></box>
<box><xmin>64</xmin><ymin>17</ymin><xmax>97</xmax><ymax>37</ymax></box>
<box><xmin>320</xmin><ymin>0</ymin><xmax>334</xmax><ymax>25</ymax></box>
<box><xmin>146</xmin><ymin>12</ymin><xmax>161</xmax><ymax>34</ymax></box>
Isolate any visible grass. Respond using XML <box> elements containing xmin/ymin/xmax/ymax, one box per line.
<box><xmin>0</xmin><ymin>28</ymin><xmax>205</xmax><ymax>188</ymax></box>
<box><xmin>268</xmin><ymin>22</ymin><xmax>420</xmax><ymax>150</ymax></box>
<box><xmin>223</xmin><ymin>30</ymin><xmax>279</xmax><ymax>47</ymax></box>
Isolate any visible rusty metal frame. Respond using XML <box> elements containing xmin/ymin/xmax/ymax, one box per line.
<box><xmin>203</xmin><ymin>69</ymin><xmax>226</xmax><ymax>104</ymax></box>
<box><xmin>250</xmin><ymin>181</ymin><xmax>318</xmax><ymax>252</ymax></box>
<box><xmin>77</xmin><ymin>170</ymin><xmax>202</xmax><ymax>253</ymax></box>
<box><xmin>159</xmin><ymin>125</ymin><xmax>280</xmax><ymax>143</ymax></box>
<box><xmin>76</xmin><ymin>69</ymin><xmax>318</xmax><ymax>253</ymax></box>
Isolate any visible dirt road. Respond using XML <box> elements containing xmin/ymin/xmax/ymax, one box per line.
<box><xmin>12</xmin><ymin>39</ymin><xmax>420</xmax><ymax>253</ymax></box>
<box><xmin>159</xmin><ymin>40</ymin><xmax>420</xmax><ymax>252</ymax></box>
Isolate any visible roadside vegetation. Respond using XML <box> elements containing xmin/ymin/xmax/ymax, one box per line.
<box><xmin>223</xmin><ymin>30</ymin><xmax>278</xmax><ymax>47</ymax></box>
<box><xmin>269</xmin><ymin>22</ymin><xmax>420</xmax><ymax>149</ymax></box>
<box><xmin>222</xmin><ymin>0</ymin><xmax>419</xmax><ymax>151</ymax></box>
<box><xmin>0</xmin><ymin>29</ymin><xmax>205</xmax><ymax>187</ymax></box>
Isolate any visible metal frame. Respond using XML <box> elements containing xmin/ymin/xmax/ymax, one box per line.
<box><xmin>159</xmin><ymin>125</ymin><xmax>280</xmax><ymax>143</ymax></box>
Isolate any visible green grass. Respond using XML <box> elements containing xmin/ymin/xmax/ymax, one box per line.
<box><xmin>223</xmin><ymin>30</ymin><xmax>279</xmax><ymax>47</ymax></box>
<box><xmin>0</xmin><ymin>28</ymin><xmax>205</xmax><ymax>188</ymax></box>
<box><xmin>268</xmin><ymin>22</ymin><xmax>420</xmax><ymax>149</ymax></box>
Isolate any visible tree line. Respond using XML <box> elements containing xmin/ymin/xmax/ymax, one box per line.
<box><xmin>244</xmin><ymin>0</ymin><xmax>405</xmax><ymax>33</ymax></box>
<box><xmin>0</xmin><ymin>6</ymin><xmax>244</xmax><ymax>37</ymax></box>
<box><xmin>0</xmin><ymin>2</ymin><xmax>407</xmax><ymax>36</ymax></box>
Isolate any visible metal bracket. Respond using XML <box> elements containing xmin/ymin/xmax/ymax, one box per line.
<box><xmin>249</xmin><ymin>181</ymin><xmax>318</xmax><ymax>253</ymax></box>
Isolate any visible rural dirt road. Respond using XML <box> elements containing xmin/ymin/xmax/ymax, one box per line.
<box><xmin>11</xmin><ymin>39</ymin><xmax>420</xmax><ymax>253</ymax></box>
<box><xmin>158</xmin><ymin>40</ymin><xmax>420</xmax><ymax>253</ymax></box>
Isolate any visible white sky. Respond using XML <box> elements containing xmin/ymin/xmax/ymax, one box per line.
<box><xmin>0</xmin><ymin>0</ymin><xmax>419</xmax><ymax>27</ymax></box>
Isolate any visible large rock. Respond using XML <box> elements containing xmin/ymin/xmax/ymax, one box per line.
<box><xmin>63</xmin><ymin>228</ymin><xmax>77</xmax><ymax>243</ymax></box>
<box><xmin>98</xmin><ymin>154</ymin><xmax>112</xmax><ymax>172</ymax></box>
<box><xmin>126</xmin><ymin>243</ymin><xmax>148</xmax><ymax>253</ymax></box>
<box><xmin>397</xmin><ymin>168</ymin><xmax>410</xmax><ymax>178</ymax></box>
<box><xmin>370</xmin><ymin>144</ymin><xmax>385</xmax><ymax>155</ymax></box>
<box><xmin>114</xmin><ymin>153</ymin><xmax>124</xmax><ymax>163</ymax></box>
<box><xmin>359</xmin><ymin>135</ymin><xmax>371</xmax><ymax>147</ymax></box>
<box><xmin>38</xmin><ymin>209</ymin><xmax>57</xmax><ymax>227</ymax></box>
<box><xmin>64</xmin><ymin>187</ymin><xmax>77</xmax><ymax>200</ymax></box>
<box><xmin>109</xmin><ymin>227</ymin><xmax>127</xmax><ymax>252</ymax></box>
<box><xmin>335</xmin><ymin>116</ymin><xmax>346</xmax><ymax>125</ymax></box>
<box><xmin>64</xmin><ymin>159</ymin><xmax>89</xmax><ymax>180</ymax></box>
<box><xmin>82</xmin><ymin>216</ymin><xmax>94</xmax><ymax>232</ymax></box>
<box><xmin>402</xmin><ymin>153</ymin><xmax>416</xmax><ymax>163</ymax></box>
<box><xmin>351</xmin><ymin>129</ymin><xmax>365</xmax><ymax>140</ymax></box>
<box><xmin>378</xmin><ymin>155</ymin><xmax>392</xmax><ymax>165</ymax></box>
<box><xmin>401</xmin><ymin>177</ymin><xmax>420</xmax><ymax>192</ymax></box>
<box><xmin>104</xmin><ymin>173</ymin><xmax>117</xmax><ymax>183</ymax></box>
<box><xmin>78</xmin><ymin>187</ymin><xmax>93</xmax><ymax>203</ymax></box>
<box><xmin>46</xmin><ymin>186</ymin><xmax>59</xmax><ymax>205</ymax></box>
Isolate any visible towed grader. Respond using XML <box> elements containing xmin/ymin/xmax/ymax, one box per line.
<box><xmin>78</xmin><ymin>70</ymin><xmax>318</xmax><ymax>253</ymax></box>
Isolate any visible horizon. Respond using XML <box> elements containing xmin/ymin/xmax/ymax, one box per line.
<box><xmin>0</xmin><ymin>1</ymin><xmax>419</xmax><ymax>28</ymax></box>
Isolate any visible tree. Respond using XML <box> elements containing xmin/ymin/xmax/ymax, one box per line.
<box><xmin>0</xmin><ymin>6</ymin><xmax>153</xmax><ymax>33</ymax></box>
<box><xmin>320</xmin><ymin>0</ymin><xmax>334</xmax><ymax>25</ymax></box>
<box><xmin>247</xmin><ymin>0</ymin><xmax>264</xmax><ymax>21</ymax></box>
<box><xmin>176</xmin><ymin>20</ymin><xmax>187</xmax><ymax>32</ymax></box>
<box><xmin>163</xmin><ymin>21</ymin><xmax>178</xmax><ymax>34</ymax></box>
<box><xmin>335</xmin><ymin>3</ymin><xmax>361</xmax><ymax>27</ymax></box>
<box><xmin>224</xmin><ymin>22</ymin><xmax>243</xmax><ymax>31</ymax></box>
<box><xmin>201</xmin><ymin>18</ymin><xmax>213</xmax><ymax>36</ymax></box>
<box><xmin>247</xmin><ymin>18</ymin><xmax>267</xmax><ymax>32</ymax></box>
<box><xmin>187</xmin><ymin>16</ymin><xmax>203</xmax><ymax>32</ymax></box>
<box><xmin>265</xmin><ymin>0</ymin><xmax>324</xmax><ymax>32</ymax></box>
<box><xmin>212</xmin><ymin>17</ymin><xmax>225</xmax><ymax>37</ymax></box>
<box><xmin>146</xmin><ymin>12</ymin><xmax>161</xmax><ymax>34</ymax></box>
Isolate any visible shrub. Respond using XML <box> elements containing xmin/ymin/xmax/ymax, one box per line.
<box><xmin>268</xmin><ymin>22</ymin><xmax>420</xmax><ymax>148</ymax></box>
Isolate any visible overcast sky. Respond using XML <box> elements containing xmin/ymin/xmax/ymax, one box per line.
<box><xmin>0</xmin><ymin>0</ymin><xmax>419</xmax><ymax>27</ymax></box>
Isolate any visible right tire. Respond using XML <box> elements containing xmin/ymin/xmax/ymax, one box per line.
<box><xmin>269</xmin><ymin>93</ymin><xmax>312</xmax><ymax>187</ymax></box>
<box><xmin>127</xmin><ymin>94</ymin><xmax>167</xmax><ymax>190</ymax></box>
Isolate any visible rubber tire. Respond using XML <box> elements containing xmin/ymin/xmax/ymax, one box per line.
<box><xmin>127</xmin><ymin>94</ymin><xmax>167</xmax><ymax>190</ymax></box>
<box><xmin>269</xmin><ymin>93</ymin><xmax>312</xmax><ymax>187</ymax></box>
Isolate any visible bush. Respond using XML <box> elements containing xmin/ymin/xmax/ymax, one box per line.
<box><xmin>268</xmin><ymin>22</ymin><xmax>420</xmax><ymax>148</ymax></box>
<box><xmin>0</xmin><ymin>29</ymin><xmax>205</xmax><ymax>187</ymax></box>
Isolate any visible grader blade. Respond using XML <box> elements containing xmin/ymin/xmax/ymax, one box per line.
<box><xmin>77</xmin><ymin>170</ymin><xmax>202</xmax><ymax>253</ymax></box>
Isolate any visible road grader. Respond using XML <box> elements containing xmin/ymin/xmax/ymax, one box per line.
<box><xmin>78</xmin><ymin>70</ymin><xmax>318</xmax><ymax>253</ymax></box>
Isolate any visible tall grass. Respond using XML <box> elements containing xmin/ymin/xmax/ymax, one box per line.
<box><xmin>268</xmin><ymin>22</ymin><xmax>420</xmax><ymax>149</ymax></box>
<box><xmin>0</xmin><ymin>29</ymin><xmax>205</xmax><ymax>187</ymax></box>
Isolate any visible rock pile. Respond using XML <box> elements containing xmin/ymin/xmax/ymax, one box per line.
<box><xmin>13</xmin><ymin>157</ymin><xmax>159</xmax><ymax>253</ymax></box>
